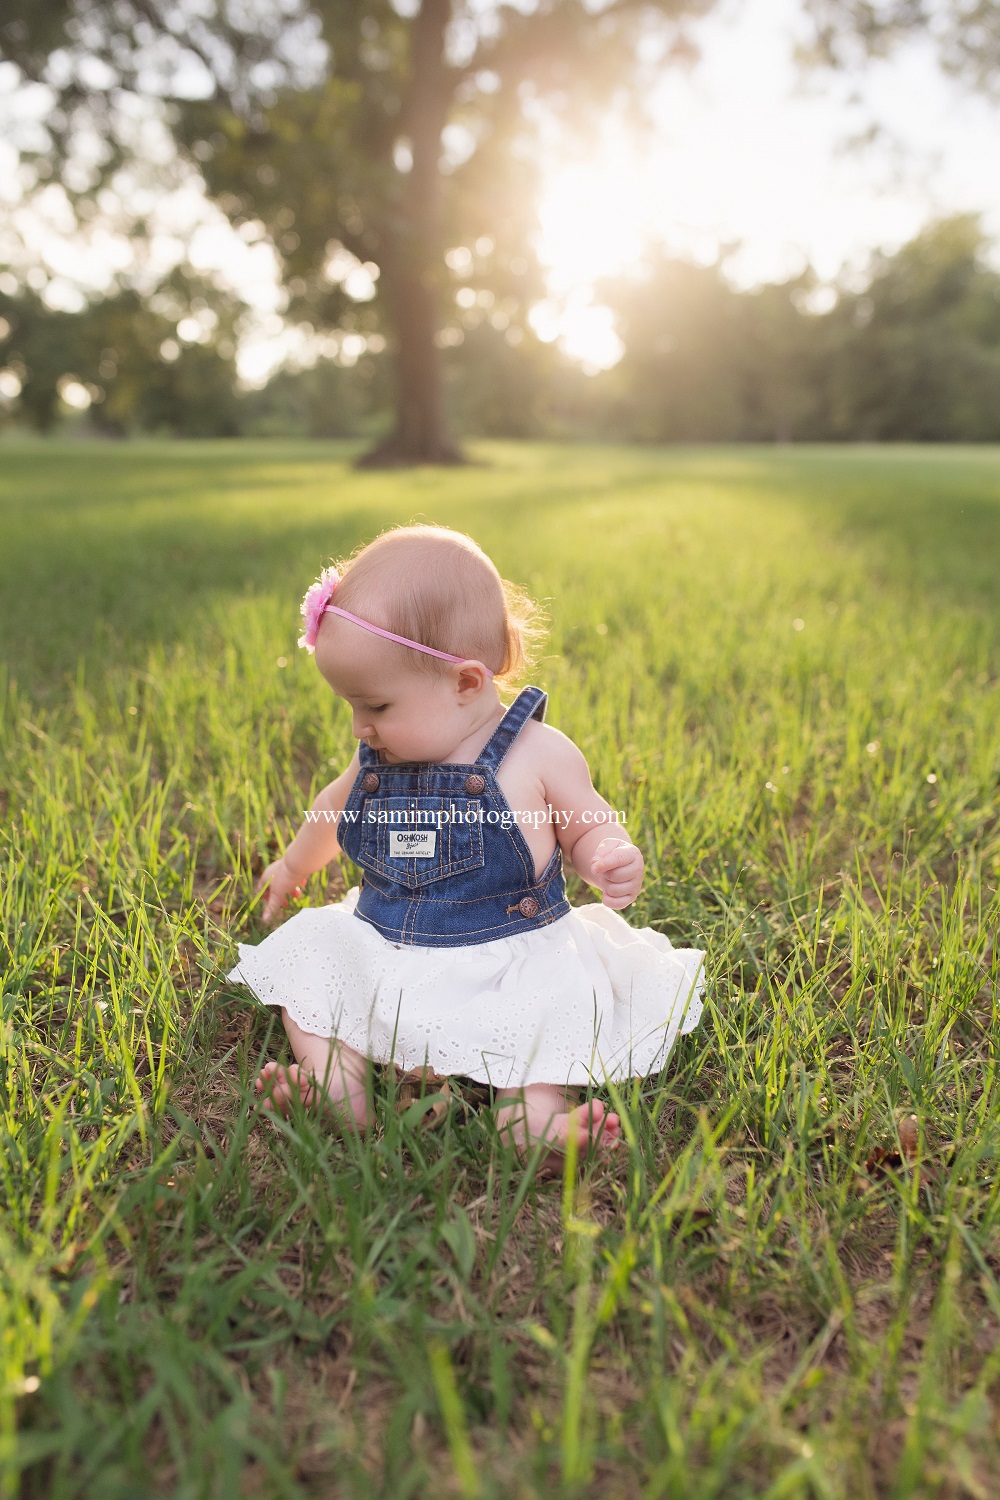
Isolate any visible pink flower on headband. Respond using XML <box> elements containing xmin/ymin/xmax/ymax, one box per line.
<box><xmin>298</xmin><ymin>565</ymin><xmax>340</xmax><ymax>653</ymax></box>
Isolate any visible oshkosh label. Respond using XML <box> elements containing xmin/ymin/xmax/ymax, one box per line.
<box><xmin>388</xmin><ymin>829</ymin><xmax>437</xmax><ymax>858</ymax></box>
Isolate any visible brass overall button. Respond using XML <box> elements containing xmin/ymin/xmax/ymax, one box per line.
<box><xmin>517</xmin><ymin>895</ymin><xmax>539</xmax><ymax>919</ymax></box>
<box><xmin>361</xmin><ymin>772</ymin><xmax>380</xmax><ymax>793</ymax></box>
<box><xmin>464</xmin><ymin>773</ymin><xmax>486</xmax><ymax>795</ymax></box>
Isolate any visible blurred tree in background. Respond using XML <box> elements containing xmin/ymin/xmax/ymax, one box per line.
<box><xmin>0</xmin><ymin>0</ymin><xmax>715</xmax><ymax>464</ymax></box>
<box><xmin>592</xmin><ymin>215</ymin><xmax>1000</xmax><ymax>443</ymax></box>
<box><xmin>597</xmin><ymin>259</ymin><xmax>825</xmax><ymax>443</ymax></box>
<box><xmin>818</xmin><ymin>216</ymin><xmax>1000</xmax><ymax>440</ymax></box>
<box><xmin>802</xmin><ymin>0</ymin><xmax>1000</xmax><ymax>94</ymax></box>
<box><xmin>4</xmin><ymin>212</ymin><xmax>999</xmax><ymax>443</ymax></box>
<box><xmin>240</xmin><ymin>353</ymin><xmax>393</xmax><ymax>440</ymax></box>
<box><xmin>2</xmin><ymin>4</ymin><xmax>998</xmax><ymax>448</ymax></box>
<box><xmin>0</xmin><ymin>271</ymin><xmax>243</xmax><ymax>436</ymax></box>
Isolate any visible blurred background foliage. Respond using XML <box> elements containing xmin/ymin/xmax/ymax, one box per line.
<box><xmin>2</xmin><ymin>1</ymin><xmax>998</xmax><ymax>455</ymax></box>
<box><xmin>3</xmin><ymin>212</ymin><xmax>1000</xmax><ymax>442</ymax></box>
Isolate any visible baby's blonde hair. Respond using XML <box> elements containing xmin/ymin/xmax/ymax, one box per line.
<box><xmin>328</xmin><ymin>525</ymin><xmax>544</xmax><ymax>686</ymax></box>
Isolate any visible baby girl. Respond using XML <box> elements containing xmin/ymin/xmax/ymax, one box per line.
<box><xmin>227</xmin><ymin>525</ymin><xmax>704</xmax><ymax>1164</ymax></box>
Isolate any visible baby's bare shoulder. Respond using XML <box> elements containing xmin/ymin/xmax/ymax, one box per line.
<box><xmin>515</xmin><ymin>720</ymin><xmax>590</xmax><ymax>776</ymax></box>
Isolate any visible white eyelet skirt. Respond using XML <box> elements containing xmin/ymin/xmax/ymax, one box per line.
<box><xmin>226</xmin><ymin>886</ymin><xmax>705</xmax><ymax>1090</ymax></box>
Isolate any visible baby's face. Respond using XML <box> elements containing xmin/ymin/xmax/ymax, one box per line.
<box><xmin>315</xmin><ymin>621</ymin><xmax>479</xmax><ymax>763</ymax></box>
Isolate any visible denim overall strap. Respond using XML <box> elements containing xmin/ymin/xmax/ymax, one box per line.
<box><xmin>478</xmin><ymin>686</ymin><xmax>547</xmax><ymax>771</ymax></box>
<box><xmin>338</xmin><ymin>680</ymin><xmax>570</xmax><ymax>946</ymax></box>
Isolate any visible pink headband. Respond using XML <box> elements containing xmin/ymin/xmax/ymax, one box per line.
<box><xmin>298</xmin><ymin>566</ymin><xmax>495</xmax><ymax>677</ymax></box>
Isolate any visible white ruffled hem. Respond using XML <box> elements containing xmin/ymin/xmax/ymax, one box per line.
<box><xmin>226</xmin><ymin>886</ymin><xmax>705</xmax><ymax>1089</ymax></box>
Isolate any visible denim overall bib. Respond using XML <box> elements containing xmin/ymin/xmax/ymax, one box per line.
<box><xmin>337</xmin><ymin>686</ymin><xmax>572</xmax><ymax>947</ymax></box>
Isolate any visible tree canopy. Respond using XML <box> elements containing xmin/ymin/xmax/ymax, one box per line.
<box><xmin>0</xmin><ymin>0</ymin><xmax>716</xmax><ymax>463</ymax></box>
<box><xmin>2</xmin><ymin>1</ymin><xmax>996</xmax><ymax>458</ymax></box>
<box><xmin>5</xmin><ymin>213</ymin><xmax>1000</xmax><ymax>444</ymax></box>
<box><xmin>802</xmin><ymin>0</ymin><xmax>1000</xmax><ymax>94</ymax></box>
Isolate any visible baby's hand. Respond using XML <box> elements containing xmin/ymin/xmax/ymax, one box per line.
<box><xmin>255</xmin><ymin>856</ymin><xmax>305</xmax><ymax>926</ymax></box>
<box><xmin>591</xmin><ymin>838</ymin><xmax>644</xmax><ymax>910</ymax></box>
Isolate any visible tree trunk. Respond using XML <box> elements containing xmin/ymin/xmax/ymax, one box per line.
<box><xmin>356</xmin><ymin>0</ymin><xmax>464</xmax><ymax>468</ymax></box>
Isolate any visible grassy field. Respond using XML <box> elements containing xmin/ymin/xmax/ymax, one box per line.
<box><xmin>2</xmin><ymin>439</ymin><xmax>1000</xmax><ymax>1498</ymax></box>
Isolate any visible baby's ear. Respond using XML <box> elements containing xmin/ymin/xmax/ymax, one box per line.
<box><xmin>455</xmin><ymin>661</ymin><xmax>491</xmax><ymax>697</ymax></box>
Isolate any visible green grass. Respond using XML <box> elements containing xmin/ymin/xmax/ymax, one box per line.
<box><xmin>3</xmin><ymin>438</ymin><xmax>1000</xmax><ymax>1498</ymax></box>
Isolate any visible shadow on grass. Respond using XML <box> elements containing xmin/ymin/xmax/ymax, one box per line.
<box><xmin>5</xmin><ymin>441</ymin><xmax>1000</xmax><ymax>696</ymax></box>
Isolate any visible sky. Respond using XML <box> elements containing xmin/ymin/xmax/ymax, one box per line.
<box><xmin>531</xmin><ymin>0</ymin><xmax>1000</xmax><ymax>369</ymax></box>
<box><xmin>1</xmin><ymin>0</ymin><xmax>999</xmax><ymax>382</ymax></box>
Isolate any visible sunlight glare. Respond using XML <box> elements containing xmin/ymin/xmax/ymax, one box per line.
<box><xmin>536</xmin><ymin>148</ymin><xmax>649</xmax><ymax>294</ymax></box>
<box><xmin>532</xmin><ymin>137</ymin><xmax>651</xmax><ymax>372</ymax></box>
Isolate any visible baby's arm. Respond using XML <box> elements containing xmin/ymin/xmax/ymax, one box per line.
<box><xmin>540</xmin><ymin>730</ymin><xmax>644</xmax><ymax>910</ymax></box>
<box><xmin>256</xmin><ymin>748</ymin><xmax>360</xmax><ymax>925</ymax></box>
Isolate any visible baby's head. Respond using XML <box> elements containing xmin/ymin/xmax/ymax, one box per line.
<box><xmin>309</xmin><ymin>525</ymin><xmax>541</xmax><ymax>762</ymax></box>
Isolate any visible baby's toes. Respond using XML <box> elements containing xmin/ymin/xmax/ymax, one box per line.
<box><xmin>281</xmin><ymin>1062</ymin><xmax>305</xmax><ymax>1093</ymax></box>
<box><xmin>259</xmin><ymin>1082</ymin><xmax>284</xmax><ymax>1114</ymax></box>
<box><xmin>579</xmin><ymin>1099</ymin><xmax>623</xmax><ymax>1153</ymax></box>
<box><xmin>256</xmin><ymin>1063</ymin><xmax>297</xmax><ymax>1116</ymax></box>
<box><xmin>282</xmin><ymin>1064</ymin><xmax>318</xmax><ymax>1109</ymax></box>
<box><xmin>597</xmin><ymin>1112</ymin><xmax>623</xmax><ymax>1151</ymax></box>
<box><xmin>256</xmin><ymin>1060</ymin><xmax>281</xmax><ymax>1093</ymax></box>
<box><xmin>579</xmin><ymin>1098</ymin><xmax>606</xmax><ymax>1136</ymax></box>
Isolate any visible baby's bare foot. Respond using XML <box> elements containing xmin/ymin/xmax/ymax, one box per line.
<box><xmin>496</xmin><ymin>1091</ymin><xmax>621</xmax><ymax>1175</ymax></box>
<box><xmin>255</xmin><ymin>1060</ymin><xmax>314</xmax><ymax>1114</ymax></box>
<box><xmin>255</xmin><ymin>1060</ymin><xmax>370</xmax><ymax>1132</ymax></box>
